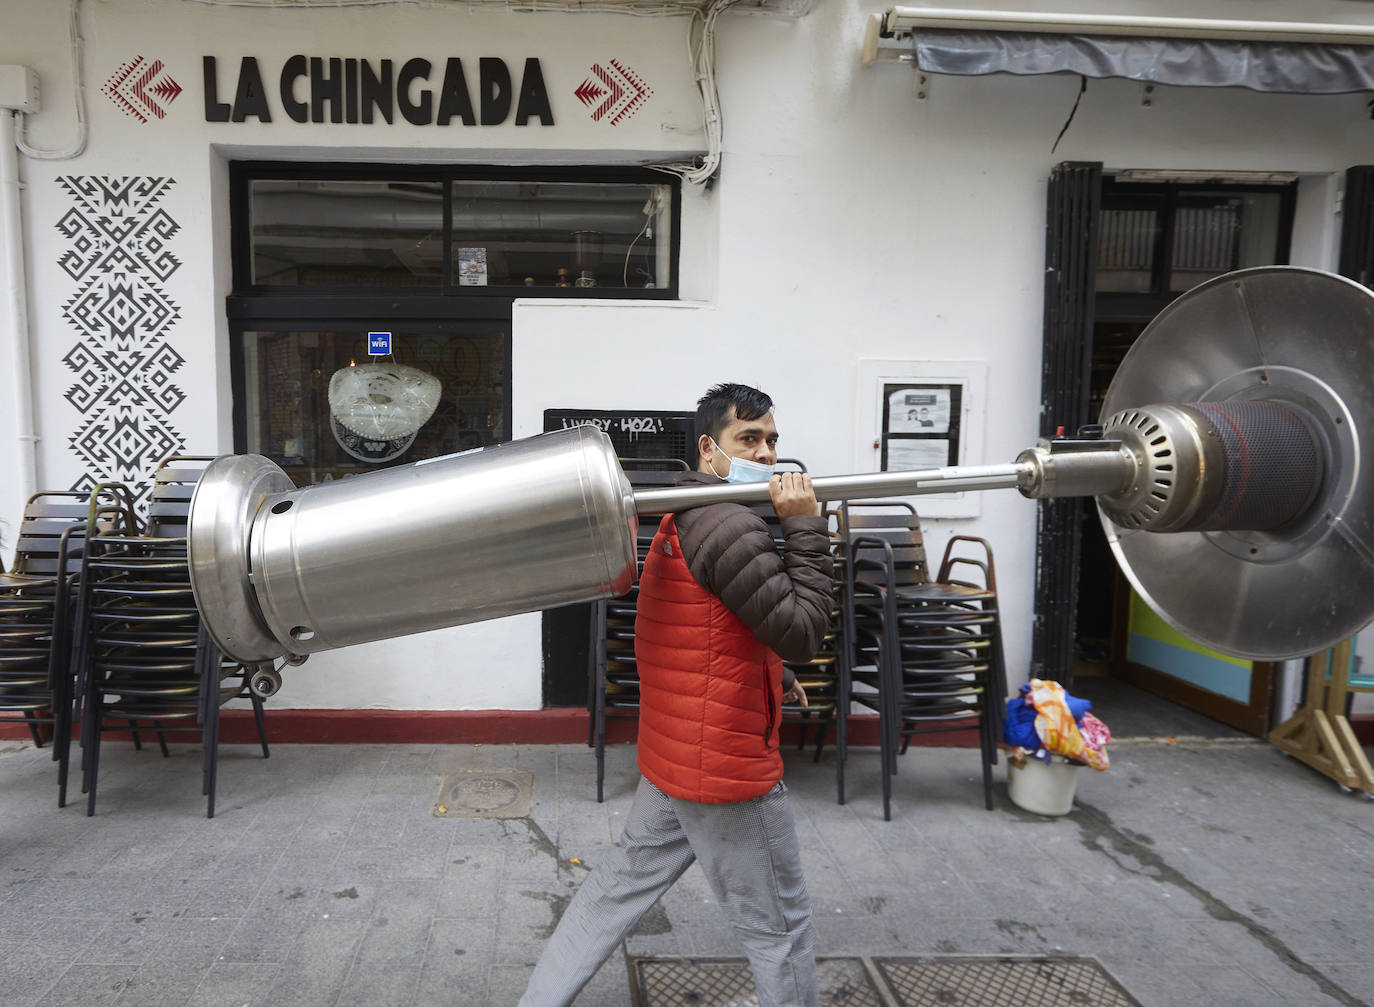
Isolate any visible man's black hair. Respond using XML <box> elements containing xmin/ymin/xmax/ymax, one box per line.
<box><xmin>696</xmin><ymin>383</ymin><xmax>774</xmax><ymax>443</ymax></box>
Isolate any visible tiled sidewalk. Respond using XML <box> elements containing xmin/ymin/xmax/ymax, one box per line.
<box><xmin>1</xmin><ymin>733</ymin><xmax>1371</xmax><ymax>1006</ymax></box>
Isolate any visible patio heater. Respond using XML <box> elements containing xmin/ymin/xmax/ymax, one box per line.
<box><xmin>186</xmin><ymin>267</ymin><xmax>1374</xmax><ymax>699</ymax></box>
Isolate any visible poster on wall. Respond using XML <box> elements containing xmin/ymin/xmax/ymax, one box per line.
<box><xmin>886</xmin><ymin>387</ymin><xmax>951</xmax><ymax>435</ymax></box>
<box><xmin>857</xmin><ymin>360</ymin><xmax>987</xmax><ymax>519</ymax></box>
<box><xmin>886</xmin><ymin>438</ymin><xmax>950</xmax><ymax>471</ymax></box>
<box><xmin>881</xmin><ymin>382</ymin><xmax>962</xmax><ymax>471</ymax></box>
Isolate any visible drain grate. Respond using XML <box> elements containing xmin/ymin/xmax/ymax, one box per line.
<box><xmin>632</xmin><ymin>957</ymin><xmax>882</xmax><ymax>1007</ymax></box>
<box><xmin>875</xmin><ymin>956</ymin><xmax>1142</xmax><ymax>1007</ymax></box>
<box><xmin>630</xmin><ymin>955</ymin><xmax>1140</xmax><ymax>1007</ymax></box>
<box><xmin>433</xmin><ymin>769</ymin><xmax>534</xmax><ymax>819</ymax></box>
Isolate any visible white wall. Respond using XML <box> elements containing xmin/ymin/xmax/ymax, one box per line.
<box><xmin>4</xmin><ymin>0</ymin><xmax>1373</xmax><ymax>708</ymax></box>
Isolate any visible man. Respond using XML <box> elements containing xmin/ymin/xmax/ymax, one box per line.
<box><xmin>520</xmin><ymin>383</ymin><xmax>834</xmax><ymax>1007</ymax></box>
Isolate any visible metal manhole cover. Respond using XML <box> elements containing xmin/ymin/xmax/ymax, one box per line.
<box><xmin>873</xmin><ymin>956</ymin><xmax>1142</xmax><ymax>1007</ymax></box>
<box><xmin>434</xmin><ymin>768</ymin><xmax>534</xmax><ymax>819</ymax></box>
<box><xmin>631</xmin><ymin>956</ymin><xmax>881</xmax><ymax>1007</ymax></box>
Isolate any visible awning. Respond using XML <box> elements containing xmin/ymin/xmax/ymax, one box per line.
<box><xmin>912</xmin><ymin>29</ymin><xmax>1374</xmax><ymax>94</ymax></box>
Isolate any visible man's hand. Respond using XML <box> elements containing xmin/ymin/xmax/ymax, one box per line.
<box><xmin>783</xmin><ymin>681</ymin><xmax>808</xmax><ymax>708</ymax></box>
<box><xmin>770</xmin><ymin>472</ymin><xmax>819</xmax><ymax>519</ymax></box>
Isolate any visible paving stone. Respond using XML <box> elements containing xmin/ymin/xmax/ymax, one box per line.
<box><xmin>32</xmin><ymin>963</ymin><xmax>139</xmax><ymax>1007</ymax></box>
<box><xmin>492</xmin><ymin>877</ymin><xmax>578</xmax><ymax>965</ymax></box>
<box><xmin>353</xmin><ymin>878</ymin><xmax>444</xmax><ymax>968</ymax></box>
<box><xmin>260</xmin><ymin>919</ymin><xmax>366</xmax><ymax>1007</ymax></box>
<box><xmin>0</xmin><ymin>950</ymin><xmax>62</xmax><ymax>1007</ymax></box>
<box><xmin>217</xmin><ymin>901</ymin><xmax>316</xmax><ymax>964</ymax></box>
<box><xmin>113</xmin><ymin>957</ymin><xmax>209</xmax><ymax>1007</ymax></box>
<box><xmin>334</xmin><ymin>963</ymin><xmax>421</xmax><ymax>1007</ymax></box>
<box><xmin>485</xmin><ymin>963</ymin><xmax>537</xmax><ymax>1006</ymax></box>
<box><xmin>184</xmin><ymin>962</ymin><xmax>283</xmax><ymax>1007</ymax></box>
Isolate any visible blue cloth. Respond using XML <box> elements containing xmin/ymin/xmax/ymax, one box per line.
<box><xmin>1003</xmin><ymin>696</ymin><xmax>1041</xmax><ymax>750</ymax></box>
<box><xmin>1003</xmin><ymin>683</ymin><xmax>1094</xmax><ymax>750</ymax></box>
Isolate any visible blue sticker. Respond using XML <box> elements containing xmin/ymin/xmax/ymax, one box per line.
<box><xmin>368</xmin><ymin>331</ymin><xmax>392</xmax><ymax>356</ymax></box>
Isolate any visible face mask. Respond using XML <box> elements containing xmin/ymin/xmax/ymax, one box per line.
<box><xmin>708</xmin><ymin>437</ymin><xmax>775</xmax><ymax>484</ymax></box>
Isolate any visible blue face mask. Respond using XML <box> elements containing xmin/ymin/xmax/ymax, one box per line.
<box><xmin>708</xmin><ymin>437</ymin><xmax>776</xmax><ymax>484</ymax></box>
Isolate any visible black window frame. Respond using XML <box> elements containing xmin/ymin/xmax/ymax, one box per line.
<box><xmin>1096</xmin><ymin>177</ymin><xmax>1297</xmax><ymax>323</ymax></box>
<box><xmin>226</xmin><ymin>160</ymin><xmax>682</xmax><ymax>456</ymax></box>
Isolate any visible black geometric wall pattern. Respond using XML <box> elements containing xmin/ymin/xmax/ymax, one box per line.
<box><xmin>55</xmin><ymin>176</ymin><xmax>186</xmax><ymax>506</ymax></box>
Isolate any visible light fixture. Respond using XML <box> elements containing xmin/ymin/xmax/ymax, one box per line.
<box><xmin>328</xmin><ymin>361</ymin><xmax>441</xmax><ymax>463</ymax></box>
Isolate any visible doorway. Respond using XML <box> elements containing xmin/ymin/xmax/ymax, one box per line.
<box><xmin>1073</xmin><ymin>176</ymin><xmax>1298</xmax><ymax>735</ymax></box>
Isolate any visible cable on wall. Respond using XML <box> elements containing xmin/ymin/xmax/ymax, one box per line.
<box><xmin>16</xmin><ymin>0</ymin><xmax>88</xmax><ymax>161</ymax></box>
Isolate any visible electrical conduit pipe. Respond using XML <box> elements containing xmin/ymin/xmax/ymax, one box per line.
<box><xmin>1</xmin><ymin>110</ymin><xmax>38</xmax><ymax>549</ymax></box>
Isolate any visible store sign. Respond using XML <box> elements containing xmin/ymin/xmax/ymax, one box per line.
<box><xmin>202</xmin><ymin>55</ymin><xmax>555</xmax><ymax>126</ymax></box>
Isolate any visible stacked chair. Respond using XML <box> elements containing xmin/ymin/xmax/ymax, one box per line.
<box><xmin>833</xmin><ymin>501</ymin><xmax>1006</xmax><ymax>820</ymax></box>
<box><xmin>1</xmin><ymin>486</ymin><xmax>138</xmax><ymax>805</ymax></box>
<box><xmin>587</xmin><ymin>460</ymin><xmax>682</xmax><ymax>801</ymax></box>
<box><xmin>73</xmin><ymin>456</ymin><xmax>270</xmax><ymax>818</ymax></box>
<box><xmin>770</xmin><ymin>460</ymin><xmax>843</xmax><ymax>760</ymax></box>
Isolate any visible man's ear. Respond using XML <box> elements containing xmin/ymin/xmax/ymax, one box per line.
<box><xmin>697</xmin><ymin>433</ymin><xmax>715</xmax><ymax>461</ymax></box>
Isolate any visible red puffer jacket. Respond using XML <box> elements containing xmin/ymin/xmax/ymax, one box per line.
<box><xmin>634</xmin><ymin>473</ymin><xmax>833</xmax><ymax>804</ymax></box>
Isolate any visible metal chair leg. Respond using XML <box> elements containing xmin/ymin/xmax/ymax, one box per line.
<box><xmin>251</xmin><ymin>691</ymin><xmax>270</xmax><ymax>758</ymax></box>
<box><xmin>205</xmin><ymin>700</ymin><xmax>220</xmax><ymax>819</ymax></box>
<box><xmin>22</xmin><ymin>710</ymin><xmax>44</xmax><ymax>748</ymax></box>
<box><xmin>85</xmin><ymin>714</ymin><xmax>102</xmax><ymax>817</ymax></box>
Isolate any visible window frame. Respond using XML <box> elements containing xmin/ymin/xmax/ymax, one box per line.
<box><xmin>1096</xmin><ymin>177</ymin><xmax>1297</xmax><ymax>323</ymax></box>
<box><xmin>226</xmin><ymin>160</ymin><xmax>681</xmax><ymax>458</ymax></box>
<box><xmin>228</xmin><ymin>160</ymin><xmax>682</xmax><ymax>308</ymax></box>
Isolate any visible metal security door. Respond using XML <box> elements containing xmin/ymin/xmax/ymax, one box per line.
<box><xmin>1031</xmin><ymin>161</ymin><xmax>1101</xmax><ymax>687</ymax></box>
<box><xmin>1339</xmin><ymin>165</ymin><xmax>1374</xmax><ymax>287</ymax></box>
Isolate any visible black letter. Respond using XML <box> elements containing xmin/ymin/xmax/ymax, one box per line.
<box><xmin>435</xmin><ymin>58</ymin><xmax>474</xmax><ymax>126</ymax></box>
<box><xmin>514</xmin><ymin>58</ymin><xmax>554</xmax><ymax>126</ymax></box>
<box><xmin>203</xmin><ymin>56</ymin><xmax>230</xmax><ymax>122</ymax></box>
<box><xmin>397</xmin><ymin>58</ymin><xmax>433</xmax><ymax>125</ymax></box>
<box><xmin>231</xmin><ymin>56</ymin><xmax>271</xmax><ymax>123</ymax></box>
<box><xmin>280</xmin><ymin>55</ymin><xmax>307</xmax><ymax>123</ymax></box>
<box><xmin>479</xmin><ymin>57</ymin><xmax>512</xmax><ymax>126</ymax></box>
<box><xmin>359</xmin><ymin>59</ymin><xmax>393</xmax><ymax>124</ymax></box>
<box><xmin>310</xmin><ymin>57</ymin><xmax>343</xmax><ymax>123</ymax></box>
<box><xmin>344</xmin><ymin>58</ymin><xmax>358</xmax><ymax>123</ymax></box>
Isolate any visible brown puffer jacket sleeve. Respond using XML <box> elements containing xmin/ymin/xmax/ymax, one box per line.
<box><xmin>674</xmin><ymin>482</ymin><xmax>834</xmax><ymax>664</ymax></box>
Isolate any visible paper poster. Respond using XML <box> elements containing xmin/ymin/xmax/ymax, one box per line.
<box><xmin>458</xmin><ymin>247</ymin><xmax>488</xmax><ymax>286</ymax></box>
<box><xmin>887</xmin><ymin>388</ymin><xmax>951</xmax><ymax>434</ymax></box>
<box><xmin>886</xmin><ymin>439</ymin><xmax>951</xmax><ymax>472</ymax></box>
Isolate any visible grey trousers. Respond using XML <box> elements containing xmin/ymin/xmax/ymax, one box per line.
<box><xmin>518</xmin><ymin>776</ymin><xmax>817</xmax><ymax>1007</ymax></box>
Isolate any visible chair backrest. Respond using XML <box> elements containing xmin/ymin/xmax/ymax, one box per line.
<box><xmin>12</xmin><ymin>486</ymin><xmax>137</xmax><ymax>576</ymax></box>
<box><xmin>147</xmin><ymin>455</ymin><xmax>216</xmax><ymax>538</ymax></box>
<box><xmin>836</xmin><ymin>502</ymin><xmax>929</xmax><ymax>586</ymax></box>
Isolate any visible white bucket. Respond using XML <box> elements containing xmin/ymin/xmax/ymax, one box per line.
<box><xmin>1007</xmin><ymin>757</ymin><xmax>1083</xmax><ymax>816</ymax></box>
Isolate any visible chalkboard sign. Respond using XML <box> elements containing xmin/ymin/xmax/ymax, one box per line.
<box><xmin>540</xmin><ymin>407</ymin><xmax>697</xmax><ymax>707</ymax></box>
<box><xmin>543</xmin><ymin>408</ymin><xmax>698</xmax><ymax>469</ymax></box>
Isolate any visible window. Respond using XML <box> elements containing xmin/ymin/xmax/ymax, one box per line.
<box><xmin>449</xmin><ymin>180</ymin><xmax>669</xmax><ymax>290</ymax></box>
<box><xmin>228</xmin><ymin>163</ymin><xmax>681</xmax><ymax>485</ymax></box>
<box><xmin>240</xmin><ymin>168</ymin><xmax>676</xmax><ymax>293</ymax></box>
<box><xmin>239</xmin><ymin>326</ymin><xmax>505</xmax><ymax>485</ymax></box>
<box><xmin>250</xmin><ymin>179</ymin><xmax>445</xmax><ymax>287</ymax></box>
<box><xmin>1096</xmin><ymin>178</ymin><xmax>1295</xmax><ymax>307</ymax></box>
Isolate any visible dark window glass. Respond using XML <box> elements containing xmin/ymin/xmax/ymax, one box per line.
<box><xmin>450</xmin><ymin>179</ymin><xmax>671</xmax><ymax>290</ymax></box>
<box><xmin>1097</xmin><ymin>182</ymin><xmax>1291</xmax><ymax>298</ymax></box>
<box><xmin>241</xmin><ymin>327</ymin><xmax>506</xmax><ymax>485</ymax></box>
<box><xmin>250</xmin><ymin>180</ymin><xmax>444</xmax><ymax>286</ymax></box>
<box><xmin>1170</xmin><ymin>192</ymin><xmax>1282</xmax><ymax>292</ymax></box>
<box><xmin>1097</xmin><ymin>202</ymin><xmax>1163</xmax><ymax>293</ymax></box>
